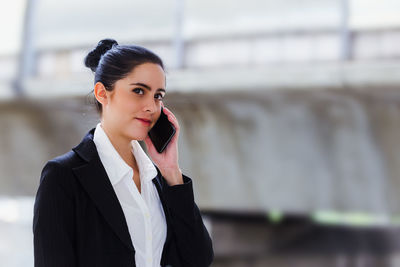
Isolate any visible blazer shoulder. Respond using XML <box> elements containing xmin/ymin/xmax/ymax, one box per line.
<box><xmin>39</xmin><ymin>150</ymin><xmax>83</xmax><ymax>190</ymax></box>
<box><xmin>48</xmin><ymin>149</ymin><xmax>85</xmax><ymax>169</ymax></box>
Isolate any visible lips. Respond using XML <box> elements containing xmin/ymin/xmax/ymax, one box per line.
<box><xmin>136</xmin><ymin>117</ymin><xmax>151</xmax><ymax>122</ymax></box>
<box><xmin>136</xmin><ymin>117</ymin><xmax>152</xmax><ymax>125</ymax></box>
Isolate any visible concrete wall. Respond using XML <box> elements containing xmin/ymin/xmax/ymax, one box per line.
<box><xmin>1</xmin><ymin>87</ymin><xmax>400</xmax><ymax>216</ymax></box>
<box><xmin>0</xmin><ymin>97</ymin><xmax>98</xmax><ymax>195</ymax></box>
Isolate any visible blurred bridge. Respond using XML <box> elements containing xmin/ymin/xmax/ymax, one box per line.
<box><xmin>1</xmin><ymin>0</ymin><xmax>400</xmax><ymax>266</ymax></box>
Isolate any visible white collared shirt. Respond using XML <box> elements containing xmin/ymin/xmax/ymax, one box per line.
<box><xmin>93</xmin><ymin>123</ymin><xmax>167</xmax><ymax>267</ymax></box>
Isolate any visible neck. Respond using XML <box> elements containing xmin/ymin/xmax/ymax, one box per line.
<box><xmin>100</xmin><ymin>122</ymin><xmax>137</xmax><ymax>170</ymax></box>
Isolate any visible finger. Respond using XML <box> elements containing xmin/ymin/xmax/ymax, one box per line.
<box><xmin>168</xmin><ymin>113</ymin><xmax>178</xmax><ymax>125</ymax></box>
<box><xmin>163</xmin><ymin>106</ymin><xmax>172</xmax><ymax>117</ymax></box>
<box><xmin>162</xmin><ymin>106</ymin><xmax>171</xmax><ymax>115</ymax></box>
<box><xmin>163</xmin><ymin>108</ymin><xmax>179</xmax><ymax>129</ymax></box>
<box><xmin>162</xmin><ymin>108</ymin><xmax>179</xmax><ymax>128</ymax></box>
<box><xmin>169</xmin><ymin>117</ymin><xmax>180</xmax><ymax>135</ymax></box>
<box><xmin>161</xmin><ymin>107</ymin><xmax>180</xmax><ymax>142</ymax></box>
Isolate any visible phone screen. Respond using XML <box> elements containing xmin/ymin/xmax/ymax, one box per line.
<box><xmin>148</xmin><ymin>107</ymin><xmax>176</xmax><ymax>153</ymax></box>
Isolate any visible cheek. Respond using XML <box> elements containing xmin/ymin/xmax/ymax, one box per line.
<box><xmin>117</xmin><ymin>95</ymin><xmax>138</xmax><ymax>112</ymax></box>
<box><xmin>150</xmin><ymin>112</ymin><xmax>161</xmax><ymax>127</ymax></box>
<box><xmin>156</xmin><ymin>110</ymin><xmax>162</xmax><ymax>119</ymax></box>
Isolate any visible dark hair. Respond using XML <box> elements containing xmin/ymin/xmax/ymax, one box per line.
<box><xmin>84</xmin><ymin>38</ymin><xmax>164</xmax><ymax>113</ymax></box>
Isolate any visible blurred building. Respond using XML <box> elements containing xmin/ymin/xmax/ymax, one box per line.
<box><xmin>1</xmin><ymin>0</ymin><xmax>400</xmax><ymax>266</ymax></box>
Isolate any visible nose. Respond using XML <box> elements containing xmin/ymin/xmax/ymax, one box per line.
<box><xmin>143</xmin><ymin>97</ymin><xmax>158</xmax><ymax>113</ymax></box>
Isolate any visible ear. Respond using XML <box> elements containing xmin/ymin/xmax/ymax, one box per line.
<box><xmin>94</xmin><ymin>82</ymin><xmax>108</xmax><ymax>106</ymax></box>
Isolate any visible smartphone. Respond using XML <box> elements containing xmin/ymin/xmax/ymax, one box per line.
<box><xmin>148</xmin><ymin>107</ymin><xmax>176</xmax><ymax>153</ymax></box>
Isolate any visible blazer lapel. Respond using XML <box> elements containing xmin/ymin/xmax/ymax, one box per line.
<box><xmin>71</xmin><ymin>128</ymin><xmax>134</xmax><ymax>252</ymax></box>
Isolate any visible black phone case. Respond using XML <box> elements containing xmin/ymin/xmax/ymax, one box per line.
<box><xmin>148</xmin><ymin>108</ymin><xmax>176</xmax><ymax>153</ymax></box>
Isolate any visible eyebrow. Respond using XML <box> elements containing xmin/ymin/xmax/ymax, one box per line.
<box><xmin>130</xmin><ymin>82</ymin><xmax>166</xmax><ymax>93</ymax></box>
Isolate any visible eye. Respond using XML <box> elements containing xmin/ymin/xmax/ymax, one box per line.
<box><xmin>132</xmin><ymin>88</ymin><xmax>144</xmax><ymax>95</ymax></box>
<box><xmin>154</xmin><ymin>93</ymin><xmax>165</xmax><ymax>100</ymax></box>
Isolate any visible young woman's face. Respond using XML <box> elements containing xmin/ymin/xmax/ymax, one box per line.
<box><xmin>102</xmin><ymin>62</ymin><xmax>166</xmax><ymax>141</ymax></box>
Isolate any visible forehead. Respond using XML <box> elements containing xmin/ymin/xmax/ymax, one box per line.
<box><xmin>124</xmin><ymin>63</ymin><xmax>165</xmax><ymax>86</ymax></box>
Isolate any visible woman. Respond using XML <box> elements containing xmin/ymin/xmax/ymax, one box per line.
<box><xmin>33</xmin><ymin>39</ymin><xmax>214</xmax><ymax>267</ymax></box>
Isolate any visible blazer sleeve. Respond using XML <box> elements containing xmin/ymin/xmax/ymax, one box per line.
<box><xmin>33</xmin><ymin>160</ymin><xmax>77</xmax><ymax>267</ymax></box>
<box><xmin>164</xmin><ymin>174</ymin><xmax>214</xmax><ymax>267</ymax></box>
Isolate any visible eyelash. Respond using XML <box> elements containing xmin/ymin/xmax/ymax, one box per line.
<box><xmin>133</xmin><ymin>88</ymin><xmax>164</xmax><ymax>100</ymax></box>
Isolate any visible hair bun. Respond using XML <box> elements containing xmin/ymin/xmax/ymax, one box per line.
<box><xmin>84</xmin><ymin>38</ymin><xmax>118</xmax><ymax>72</ymax></box>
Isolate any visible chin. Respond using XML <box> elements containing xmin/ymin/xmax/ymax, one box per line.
<box><xmin>132</xmin><ymin>132</ymin><xmax>146</xmax><ymax>141</ymax></box>
<box><xmin>124</xmin><ymin>129</ymin><xmax>148</xmax><ymax>141</ymax></box>
<box><xmin>130</xmin><ymin>134</ymin><xmax>147</xmax><ymax>142</ymax></box>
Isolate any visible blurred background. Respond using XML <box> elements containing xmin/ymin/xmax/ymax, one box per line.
<box><xmin>1</xmin><ymin>0</ymin><xmax>400</xmax><ymax>266</ymax></box>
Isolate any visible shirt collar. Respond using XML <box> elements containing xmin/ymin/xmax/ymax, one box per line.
<box><xmin>93</xmin><ymin>123</ymin><xmax>157</xmax><ymax>186</ymax></box>
<box><xmin>130</xmin><ymin>139</ymin><xmax>157</xmax><ymax>183</ymax></box>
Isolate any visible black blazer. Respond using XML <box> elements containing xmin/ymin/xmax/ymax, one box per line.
<box><xmin>33</xmin><ymin>128</ymin><xmax>214</xmax><ymax>267</ymax></box>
